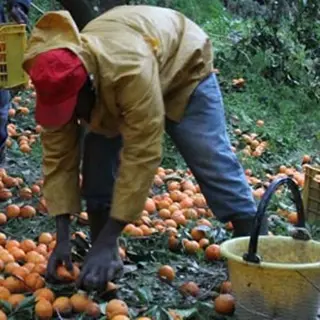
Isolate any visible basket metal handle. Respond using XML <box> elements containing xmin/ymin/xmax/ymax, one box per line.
<box><xmin>243</xmin><ymin>177</ymin><xmax>308</xmax><ymax>264</ymax></box>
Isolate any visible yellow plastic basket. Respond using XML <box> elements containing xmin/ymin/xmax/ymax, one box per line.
<box><xmin>303</xmin><ymin>165</ymin><xmax>320</xmax><ymax>224</ymax></box>
<box><xmin>0</xmin><ymin>23</ymin><xmax>28</xmax><ymax>89</ymax></box>
<box><xmin>221</xmin><ymin>177</ymin><xmax>320</xmax><ymax>320</ymax></box>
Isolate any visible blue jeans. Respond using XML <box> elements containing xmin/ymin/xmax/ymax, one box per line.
<box><xmin>81</xmin><ymin>74</ymin><xmax>257</xmax><ymax>222</ymax></box>
<box><xmin>0</xmin><ymin>90</ymin><xmax>10</xmax><ymax>150</ymax></box>
<box><xmin>0</xmin><ymin>6</ymin><xmax>10</xmax><ymax>152</ymax></box>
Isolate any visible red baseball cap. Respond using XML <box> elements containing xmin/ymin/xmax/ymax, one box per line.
<box><xmin>29</xmin><ymin>48</ymin><xmax>88</xmax><ymax>127</ymax></box>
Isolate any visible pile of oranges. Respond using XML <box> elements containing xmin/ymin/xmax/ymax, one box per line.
<box><xmin>0</xmin><ymin>85</ymin><xmax>314</xmax><ymax>319</ymax></box>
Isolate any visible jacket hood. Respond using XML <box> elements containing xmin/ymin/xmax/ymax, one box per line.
<box><xmin>23</xmin><ymin>11</ymin><xmax>96</xmax><ymax>75</ymax></box>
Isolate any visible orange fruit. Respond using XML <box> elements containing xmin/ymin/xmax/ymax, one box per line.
<box><xmin>52</xmin><ymin>297</ymin><xmax>72</xmax><ymax>316</ymax></box>
<box><xmin>287</xmin><ymin>211</ymin><xmax>298</xmax><ymax>225</ymax></box>
<box><xmin>302</xmin><ymin>154</ymin><xmax>311</xmax><ymax>164</ymax></box>
<box><xmin>8</xmin><ymin>294</ymin><xmax>25</xmax><ymax>308</ymax></box>
<box><xmin>85</xmin><ymin>301</ymin><xmax>101</xmax><ymax>317</ymax></box>
<box><xmin>139</xmin><ymin>225</ymin><xmax>153</xmax><ymax>236</ymax></box>
<box><xmin>2</xmin><ymin>177</ymin><xmax>18</xmax><ymax>188</ymax></box>
<box><xmin>31</xmin><ymin>184</ymin><xmax>41</xmax><ymax>194</ymax></box>
<box><xmin>106</xmin><ymin>299</ymin><xmax>129</xmax><ymax>319</ymax></box>
<box><xmin>180</xmin><ymin>197</ymin><xmax>194</xmax><ymax>209</ymax></box>
<box><xmin>4</xmin><ymin>262</ymin><xmax>19</xmax><ymax>274</ymax></box>
<box><xmin>26</xmin><ymin>251</ymin><xmax>46</xmax><ymax>264</ymax></box>
<box><xmin>164</xmin><ymin>219</ymin><xmax>177</xmax><ymax>228</ymax></box>
<box><xmin>144</xmin><ymin>197</ymin><xmax>156</xmax><ymax>213</ymax></box>
<box><xmin>18</xmin><ymin>107</ymin><xmax>29</xmax><ymax>115</ymax></box>
<box><xmin>10</xmin><ymin>248</ymin><xmax>26</xmax><ymax>262</ymax></box>
<box><xmin>0</xmin><ymin>213</ymin><xmax>7</xmax><ymax>225</ymax></box>
<box><xmin>167</xmin><ymin>181</ymin><xmax>181</xmax><ymax>191</ymax></box>
<box><xmin>205</xmin><ymin>244</ymin><xmax>221</xmax><ymax>261</ymax></box>
<box><xmin>214</xmin><ymin>294</ymin><xmax>235</xmax><ymax>315</ymax></box>
<box><xmin>106</xmin><ymin>282</ymin><xmax>118</xmax><ymax>292</ymax></box>
<box><xmin>191</xmin><ymin>228</ymin><xmax>206</xmax><ymax>241</ymax></box>
<box><xmin>20</xmin><ymin>206</ymin><xmax>36</xmax><ymax>218</ymax></box>
<box><xmin>199</xmin><ymin>238</ymin><xmax>210</xmax><ymax>249</ymax></box>
<box><xmin>168</xmin><ymin>236</ymin><xmax>179</xmax><ymax>251</ymax></box>
<box><xmin>19</xmin><ymin>187</ymin><xmax>32</xmax><ymax>200</ymax></box>
<box><xmin>0</xmin><ymin>286</ymin><xmax>10</xmax><ymax>300</ymax></box>
<box><xmin>23</xmin><ymin>262</ymin><xmax>35</xmax><ymax>272</ymax></box>
<box><xmin>70</xmin><ymin>293</ymin><xmax>90</xmax><ymax>313</ymax></box>
<box><xmin>0</xmin><ymin>232</ymin><xmax>7</xmax><ymax>246</ymax></box>
<box><xmin>5</xmin><ymin>240</ymin><xmax>20</xmax><ymax>251</ymax></box>
<box><xmin>56</xmin><ymin>264</ymin><xmax>80</xmax><ymax>282</ymax></box>
<box><xmin>0</xmin><ymin>189</ymin><xmax>12</xmax><ymax>201</ymax></box>
<box><xmin>183</xmin><ymin>208</ymin><xmax>198</xmax><ymax>219</ymax></box>
<box><xmin>123</xmin><ymin>224</ymin><xmax>143</xmax><ymax>237</ymax></box>
<box><xmin>256</xmin><ymin>119</ymin><xmax>264</xmax><ymax>127</ymax></box>
<box><xmin>36</xmin><ymin>244</ymin><xmax>48</xmax><ymax>256</ymax></box>
<box><xmin>25</xmin><ymin>272</ymin><xmax>45</xmax><ymax>291</ymax></box>
<box><xmin>34</xmin><ymin>288</ymin><xmax>55</xmax><ymax>303</ymax></box>
<box><xmin>6</xmin><ymin>205</ymin><xmax>20</xmax><ymax>219</ymax></box>
<box><xmin>8</xmin><ymin>108</ymin><xmax>16</xmax><ymax>117</ymax></box>
<box><xmin>20</xmin><ymin>143</ymin><xmax>31</xmax><ymax>153</ymax></box>
<box><xmin>220</xmin><ymin>281</ymin><xmax>232</xmax><ymax>294</ymax></box>
<box><xmin>3</xmin><ymin>276</ymin><xmax>25</xmax><ymax>293</ymax></box>
<box><xmin>78</xmin><ymin>211</ymin><xmax>88</xmax><ymax>224</ymax></box>
<box><xmin>159</xmin><ymin>209</ymin><xmax>171</xmax><ymax>220</ymax></box>
<box><xmin>0</xmin><ymin>310</ymin><xmax>6</xmax><ymax>320</ymax></box>
<box><xmin>20</xmin><ymin>239</ymin><xmax>37</xmax><ymax>253</ymax></box>
<box><xmin>0</xmin><ymin>260</ymin><xmax>4</xmax><ymax>272</ymax></box>
<box><xmin>111</xmin><ymin>316</ymin><xmax>130</xmax><ymax>320</ymax></box>
<box><xmin>35</xmin><ymin>125</ymin><xmax>43</xmax><ymax>133</ymax></box>
<box><xmin>184</xmin><ymin>240</ymin><xmax>200</xmax><ymax>254</ymax></box>
<box><xmin>38</xmin><ymin>233</ymin><xmax>53</xmax><ymax>245</ymax></box>
<box><xmin>158</xmin><ymin>265</ymin><xmax>175</xmax><ymax>282</ymax></box>
<box><xmin>0</xmin><ymin>252</ymin><xmax>14</xmax><ymax>264</ymax></box>
<box><xmin>33</xmin><ymin>263</ymin><xmax>47</xmax><ymax>276</ymax></box>
<box><xmin>179</xmin><ymin>281</ymin><xmax>200</xmax><ymax>297</ymax></box>
<box><xmin>35</xmin><ymin>299</ymin><xmax>53</xmax><ymax>319</ymax></box>
<box><xmin>11</xmin><ymin>266</ymin><xmax>29</xmax><ymax>280</ymax></box>
<box><xmin>171</xmin><ymin>211</ymin><xmax>187</xmax><ymax>226</ymax></box>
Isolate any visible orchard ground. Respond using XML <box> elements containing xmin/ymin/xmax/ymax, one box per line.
<box><xmin>0</xmin><ymin>77</ymin><xmax>317</xmax><ymax>320</ymax></box>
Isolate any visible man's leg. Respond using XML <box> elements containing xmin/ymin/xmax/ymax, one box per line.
<box><xmin>81</xmin><ymin>132</ymin><xmax>122</xmax><ymax>244</ymax></box>
<box><xmin>0</xmin><ymin>90</ymin><xmax>10</xmax><ymax>167</ymax></box>
<box><xmin>166</xmin><ymin>73</ymin><xmax>267</xmax><ymax>237</ymax></box>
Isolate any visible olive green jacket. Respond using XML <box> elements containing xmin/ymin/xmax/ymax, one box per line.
<box><xmin>22</xmin><ymin>5</ymin><xmax>213</xmax><ymax>222</ymax></box>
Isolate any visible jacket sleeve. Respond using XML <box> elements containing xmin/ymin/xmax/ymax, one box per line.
<box><xmin>41</xmin><ymin>118</ymin><xmax>82</xmax><ymax>216</ymax></box>
<box><xmin>110</xmin><ymin>56</ymin><xmax>165</xmax><ymax>222</ymax></box>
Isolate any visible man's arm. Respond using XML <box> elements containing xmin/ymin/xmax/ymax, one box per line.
<box><xmin>41</xmin><ymin>118</ymin><xmax>82</xmax><ymax>216</ymax></box>
<box><xmin>77</xmin><ymin>55</ymin><xmax>165</xmax><ymax>290</ymax></box>
<box><xmin>41</xmin><ymin>118</ymin><xmax>82</xmax><ymax>282</ymax></box>
<box><xmin>110</xmin><ymin>56</ymin><xmax>165</xmax><ymax>223</ymax></box>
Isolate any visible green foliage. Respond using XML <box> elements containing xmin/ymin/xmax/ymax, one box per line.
<box><xmin>159</xmin><ymin>0</ymin><xmax>320</xmax><ymax>168</ymax></box>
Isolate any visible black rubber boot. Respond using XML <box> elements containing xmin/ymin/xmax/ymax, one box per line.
<box><xmin>87</xmin><ymin>209</ymin><xmax>110</xmax><ymax>244</ymax></box>
<box><xmin>232</xmin><ymin>215</ymin><xmax>268</xmax><ymax>238</ymax></box>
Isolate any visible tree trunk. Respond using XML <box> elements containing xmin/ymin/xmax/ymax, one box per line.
<box><xmin>56</xmin><ymin>0</ymin><xmax>96</xmax><ymax>30</ymax></box>
<box><xmin>99</xmin><ymin>0</ymin><xmax>128</xmax><ymax>13</ymax></box>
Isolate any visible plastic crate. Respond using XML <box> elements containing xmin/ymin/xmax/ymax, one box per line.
<box><xmin>0</xmin><ymin>23</ymin><xmax>28</xmax><ymax>89</ymax></box>
<box><xmin>303</xmin><ymin>165</ymin><xmax>320</xmax><ymax>224</ymax></box>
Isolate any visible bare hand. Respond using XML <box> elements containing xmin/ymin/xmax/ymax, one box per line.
<box><xmin>77</xmin><ymin>241</ymin><xmax>123</xmax><ymax>292</ymax></box>
<box><xmin>46</xmin><ymin>240</ymin><xmax>73</xmax><ymax>283</ymax></box>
